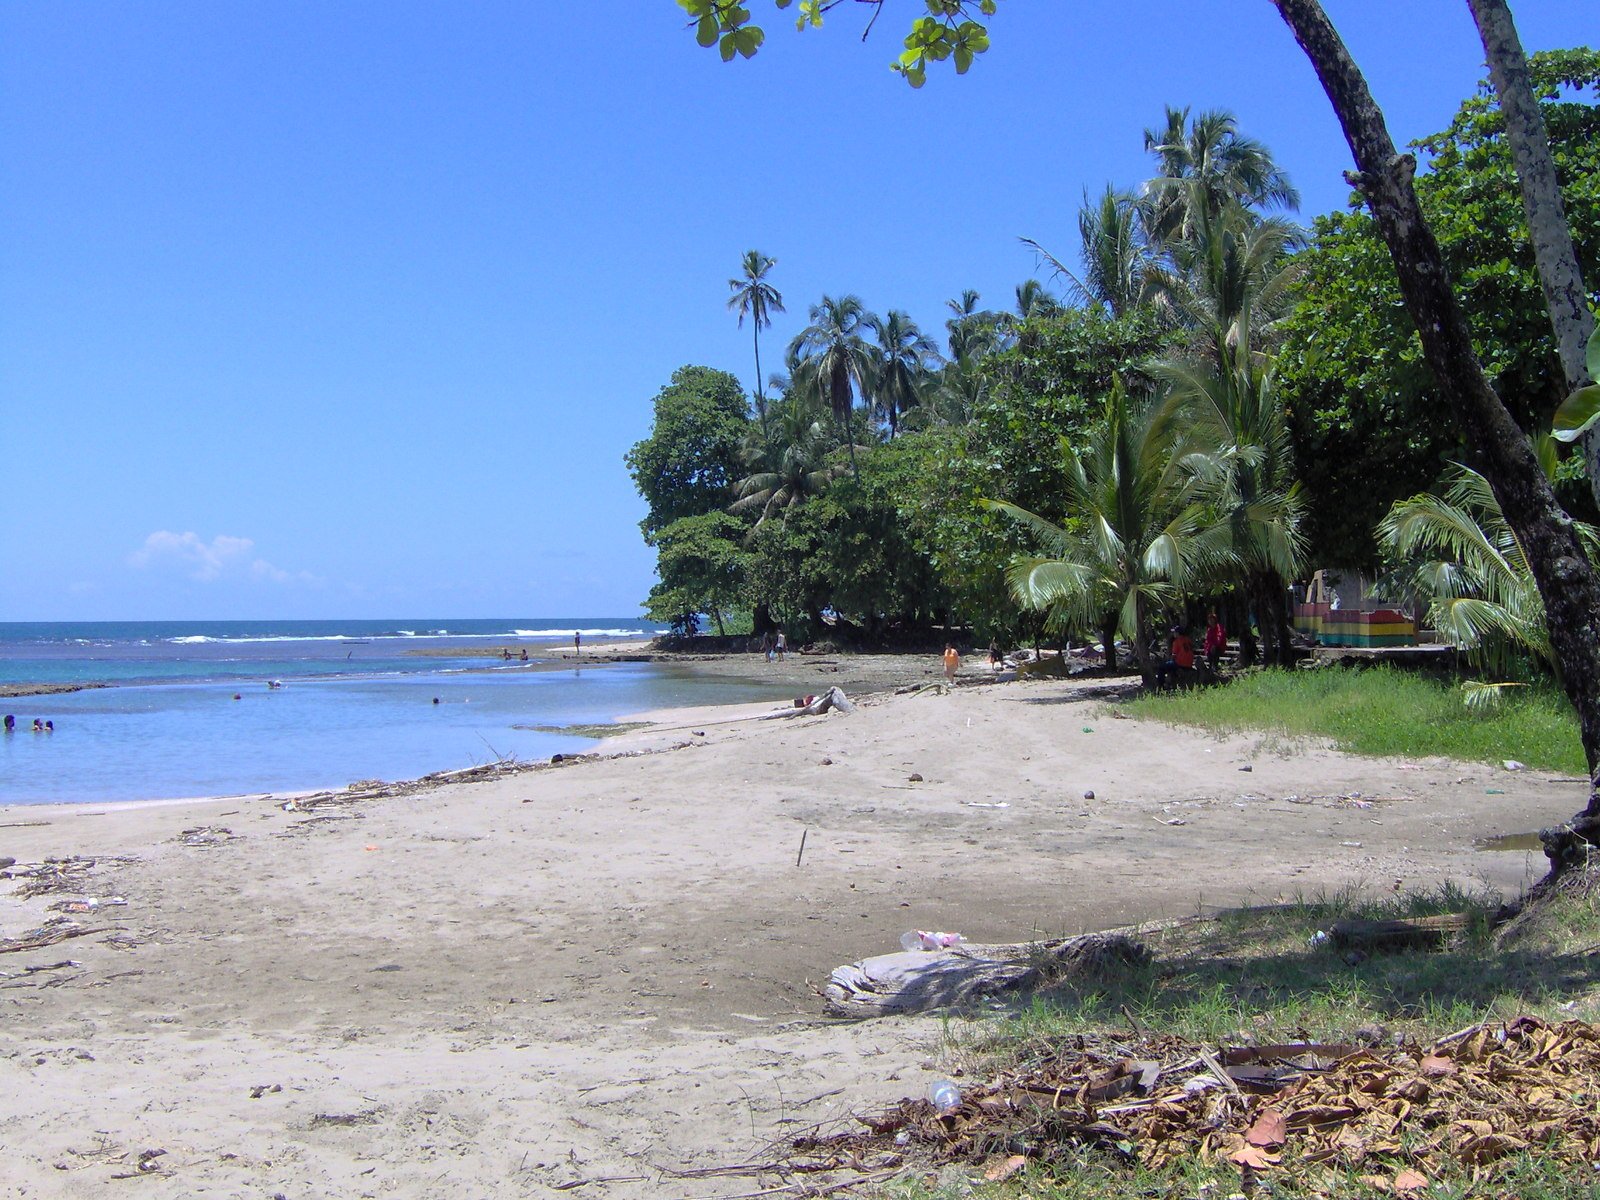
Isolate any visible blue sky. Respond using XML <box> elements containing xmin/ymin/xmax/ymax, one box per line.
<box><xmin>0</xmin><ymin>1</ymin><xmax>1586</xmax><ymax>621</ymax></box>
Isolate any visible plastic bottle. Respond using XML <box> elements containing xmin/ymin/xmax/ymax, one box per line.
<box><xmin>928</xmin><ymin>1079</ymin><xmax>962</xmax><ymax>1114</ymax></box>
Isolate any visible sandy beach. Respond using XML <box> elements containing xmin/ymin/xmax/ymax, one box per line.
<box><xmin>0</xmin><ymin>665</ymin><xmax>1578</xmax><ymax>1198</ymax></box>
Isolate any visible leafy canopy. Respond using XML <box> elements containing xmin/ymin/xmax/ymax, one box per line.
<box><xmin>675</xmin><ymin>0</ymin><xmax>1000</xmax><ymax>86</ymax></box>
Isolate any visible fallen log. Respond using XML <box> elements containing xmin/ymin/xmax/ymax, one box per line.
<box><xmin>1330</xmin><ymin>911</ymin><xmax>1471</xmax><ymax>953</ymax></box>
<box><xmin>823</xmin><ymin>933</ymin><xmax>1149</xmax><ymax>1018</ymax></box>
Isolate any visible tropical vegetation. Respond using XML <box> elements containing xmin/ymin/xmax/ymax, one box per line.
<box><xmin>626</xmin><ymin>50</ymin><xmax>1600</xmax><ymax>714</ymax></box>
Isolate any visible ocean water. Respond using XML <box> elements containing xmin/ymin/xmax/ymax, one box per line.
<box><xmin>0</xmin><ymin>620</ymin><xmax>786</xmax><ymax>805</ymax></box>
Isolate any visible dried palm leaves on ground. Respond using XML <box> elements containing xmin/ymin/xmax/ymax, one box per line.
<box><xmin>794</xmin><ymin>1017</ymin><xmax>1600</xmax><ymax>1190</ymax></box>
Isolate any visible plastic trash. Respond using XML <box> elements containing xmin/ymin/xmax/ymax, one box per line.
<box><xmin>1309</xmin><ymin>930</ymin><xmax>1331</xmax><ymax>948</ymax></box>
<box><xmin>928</xmin><ymin>1079</ymin><xmax>962</xmax><ymax>1114</ymax></box>
<box><xmin>1503</xmin><ymin>760</ymin><xmax>1527</xmax><ymax>772</ymax></box>
<box><xmin>901</xmin><ymin>930</ymin><xmax>964</xmax><ymax>951</ymax></box>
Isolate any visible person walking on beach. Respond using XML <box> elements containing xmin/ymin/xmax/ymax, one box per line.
<box><xmin>942</xmin><ymin>643</ymin><xmax>960</xmax><ymax>685</ymax></box>
<box><xmin>775</xmin><ymin>630</ymin><xmax>787</xmax><ymax>662</ymax></box>
<box><xmin>574</xmin><ymin>631</ymin><xmax>581</xmax><ymax>656</ymax></box>
<box><xmin>762</xmin><ymin>632</ymin><xmax>775</xmax><ymax>663</ymax></box>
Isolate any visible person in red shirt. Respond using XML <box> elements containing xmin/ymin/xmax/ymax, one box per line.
<box><xmin>1203</xmin><ymin>610</ymin><xmax>1227</xmax><ymax>674</ymax></box>
<box><xmin>1156</xmin><ymin>626</ymin><xmax>1195</xmax><ymax>689</ymax></box>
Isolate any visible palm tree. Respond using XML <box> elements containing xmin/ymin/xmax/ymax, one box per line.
<box><xmin>730</xmin><ymin>396</ymin><xmax>844</xmax><ymax>529</ymax></box>
<box><xmin>789</xmin><ymin>294</ymin><xmax>876</xmax><ymax>475</ymax></box>
<box><xmin>1381</xmin><ymin>445</ymin><xmax>1600</xmax><ymax>696</ymax></box>
<box><xmin>1156</xmin><ymin>349</ymin><xmax>1306</xmax><ymax>664</ymax></box>
<box><xmin>1021</xmin><ymin>186</ymin><xmax>1154</xmax><ymax>318</ymax></box>
<box><xmin>1146</xmin><ymin>200</ymin><xmax>1304</xmax><ymax>367</ymax></box>
<box><xmin>870</xmin><ymin>310</ymin><xmax>941</xmax><ymax>435</ymax></box>
<box><xmin>984</xmin><ymin>380</ymin><xmax>1214</xmax><ymax>683</ymax></box>
<box><xmin>1012</xmin><ymin>278</ymin><xmax>1061</xmax><ymax>321</ymax></box>
<box><xmin>727</xmin><ymin>250</ymin><xmax>785</xmax><ymax>429</ymax></box>
<box><xmin>1141</xmin><ymin>106</ymin><xmax>1300</xmax><ymax>246</ymax></box>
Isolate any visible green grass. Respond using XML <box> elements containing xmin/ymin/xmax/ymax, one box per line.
<box><xmin>1126</xmin><ymin>665</ymin><xmax>1585</xmax><ymax>774</ymax></box>
<box><xmin>868</xmin><ymin>881</ymin><xmax>1600</xmax><ymax>1200</ymax></box>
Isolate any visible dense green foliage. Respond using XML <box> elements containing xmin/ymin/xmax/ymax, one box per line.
<box><xmin>1277</xmin><ymin>49</ymin><xmax>1600</xmax><ymax>568</ymax></box>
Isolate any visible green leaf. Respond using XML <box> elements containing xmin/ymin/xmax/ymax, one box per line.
<box><xmin>1588</xmin><ymin>320</ymin><xmax>1600</xmax><ymax>382</ymax></box>
<box><xmin>719</xmin><ymin>31</ymin><xmax>737</xmax><ymax>61</ymax></box>
<box><xmin>733</xmin><ymin>26</ymin><xmax>764</xmax><ymax>58</ymax></box>
<box><xmin>904</xmin><ymin>63</ymin><xmax>926</xmax><ymax>88</ymax></box>
<box><xmin>696</xmin><ymin>14</ymin><xmax>718</xmax><ymax>47</ymax></box>
<box><xmin>1551</xmin><ymin>384</ymin><xmax>1600</xmax><ymax>442</ymax></box>
<box><xmin>953</xmin><ymin>45</ymin><xmax>973</xmax><ymax>74</ymax></box>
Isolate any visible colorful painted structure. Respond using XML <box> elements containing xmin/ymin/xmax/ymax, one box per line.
<box><xmin>1293</xmin><ymin>569</ymin><xmax>1418</xmax><ymax>647</ymax></box>
<box><xmin>1293</xmin><ymin>603</ymin><xmax>1417</xmax><ymax>647</ymax></box>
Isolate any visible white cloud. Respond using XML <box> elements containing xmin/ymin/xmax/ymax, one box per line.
<box><xmin>127</xmin><ymin>531</ymin><xmax>317</xmax><ymax>586</ymax></box>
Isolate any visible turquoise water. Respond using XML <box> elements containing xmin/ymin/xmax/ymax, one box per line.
<box><xmin>0</xmin><ymin>620</ymin><xmax>786</xmax><ymax>805</ymax></box>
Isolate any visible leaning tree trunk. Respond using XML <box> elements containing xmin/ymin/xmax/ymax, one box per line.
<box><xmin>1467</xmin><ymin>0</ymin><xmax>1599</xmax><ymax>505</ymax></box>
<box><xmin>1274</xmin><ymin>0</ymin><xmax>1600</xmax><ymax>871</ymax></box>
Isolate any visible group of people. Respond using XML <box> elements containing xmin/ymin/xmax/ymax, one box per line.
<box><xmin>761</xmin><ymin>631</ymin><xmax>787</xmax><ymax>662</ymax></box>
<box><xmin>1155</xmin><ymin>610</ymin><xmax>1228</xmax><ymax>689</ymax></box>
<box><xmin>3</xmin><ymin>714</ymin><xmax>52</xmax><ymax>733</ymax></box>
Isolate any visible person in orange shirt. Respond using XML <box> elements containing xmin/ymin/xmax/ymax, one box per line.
<box><xmin>942</xmin><ymin>643</ymin><xmax>960</xmax><ymax>684</ymax></box>
<box><xmin>1156</xmin><ymin>626</ymin><xmax>1195</xmax><ymax>689</ymax></box>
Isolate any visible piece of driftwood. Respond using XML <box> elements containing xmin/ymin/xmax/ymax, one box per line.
<box><xmin>823</xmin><ymin>933</ymin><xmax>1149</xmax><ymax>1018</ymax></box>
<box><xmin>0</xmin><ymin>920</ymin><xmax>121</xmax><ymax>955</ymax></box>
<box><xmin>759</xmin><ymin>686</ymin><xmax>854</xmax><ymax>720</ymax></box>
<box><xmin>1330</xmin><ymin>911</ymin><xmax>1471</xmax><ymax>953</ymax></box>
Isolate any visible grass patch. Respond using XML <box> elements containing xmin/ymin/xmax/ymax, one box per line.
<box><xmin>868</xmin><ymin>882</ymin><xmax>1600</xmax><ymax>1200</ymax></box>
<box><xmin>1126</xmin><ymin>665</ymin><xmax>1584</xmax><ymax>773</ymax></box>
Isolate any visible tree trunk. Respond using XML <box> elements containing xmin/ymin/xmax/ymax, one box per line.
<box><xmin>753</xmin><ymin>324</ymin><xmax>769</xmax><ymax>436</ymax></box>
<box><xmin>1100</xmin><ymin>612</ymin><xmax>1119</xmax><ymax>673</ymax></box>
<box><xmin>1235</xmin><ymin>592</ymin><xmax>1259</xmax><ymax>667</ymax></box>
<box><xmin>1273</xmin><ymin>0</ymin><xmax>1600</xmax><ymax>863</ymax></box>
<box><xmin>1466</xmin><ymin>0</ymin><xmax>1599</xmax><ymax>506</ymax></box>
<box><xmin>1133</xmin><ymin>593</ymin><xmax>1154</xmax><ymax>687</ymax></box>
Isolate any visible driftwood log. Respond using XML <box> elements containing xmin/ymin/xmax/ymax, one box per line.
<box><xmin>823</xmin><ymin>933</ymin><xmax>1149</xmax><ymax>1018</ymax></box>
<box><xmin>760</xmin><ymin>686</ymin><xmax>854</xmax><ymax>720</ymax></box>
<box><xmin>1331</xmin><ymin>912</ymin><xmax>1471</xmax><ymax>954</ymax></box>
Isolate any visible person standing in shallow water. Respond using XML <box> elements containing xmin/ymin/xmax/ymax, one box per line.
<box><xmin>3</xmin><ymin>714</ymin><xmax>12</xmax><ymax>733</ymax></box>
<box><xmin>574</xmin><ymin>631</ymin><xmax>581</xmax><ymax>656</ymax></box>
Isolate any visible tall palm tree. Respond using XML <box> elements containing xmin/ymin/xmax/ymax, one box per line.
<box><xmin>727</xmin><ymin>250</ymin><xmax>785</xmax><ymax>429</ymax></box>
<box><xmin>985</xmin><ymin>380</ymin><xmax>1214</xmax><ymax>683</ymax></box>
<box><xmin>789</xmin><ymin>294</ymin><xmax>876</xmax><ymax>475</ymax></box>
<box><xmin>1141</xmin><ymin>106</ymin><xmax>1300</xmax><ymax>246</ymax></box>
<box><xmin>871</xmin><ymin>310</ymin><xmax>941</xmax><ymax>435</ymax></box>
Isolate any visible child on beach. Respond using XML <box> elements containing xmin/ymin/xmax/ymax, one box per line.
<box><xmin>942</xmin><ymin>643</ymin><xmax>960</xmax><ymax>684</ymax></box>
